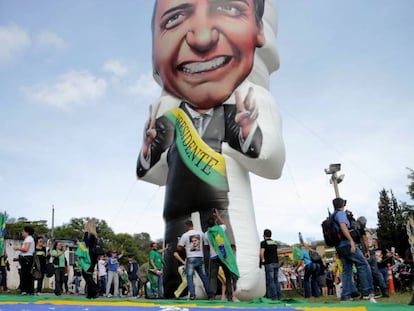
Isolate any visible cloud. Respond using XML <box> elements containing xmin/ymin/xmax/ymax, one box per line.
<box><xmin>128</xmin><ymin>72</ymin><xmax>160</xmax><ymax>97</ymax></box>
<box><xmin>103</xmin><ymin>59</ymin><xmax>128</xmax><ymax>77</ymax></box>
<box><xmin>22</xmin><ymin>70</ymin><xmax>107</xmax><ymax>108</ymax></box>
<box><xmin>34</xmin><ymin>31</ymin><xmax>66</xmax><ymax>50</ymax></box>
<box><xmin>0</xmin><ymin>24</ymin><xmax>31</xmax><ymax>64</ymax></box>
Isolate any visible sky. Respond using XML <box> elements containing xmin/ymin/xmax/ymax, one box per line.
<box><xmin>1</xmin><ymin>0</ymin><xmax>413</xmax><ymax>245</ymax></box>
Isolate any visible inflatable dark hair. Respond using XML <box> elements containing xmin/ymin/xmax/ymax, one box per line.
<box><xmin>152</xmin><ymin>0</ymin><xmax>266</xmax><ymax>34</ymax></box>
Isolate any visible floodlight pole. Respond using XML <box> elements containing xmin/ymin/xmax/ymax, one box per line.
<box><xmin>331</xmin><ymin>173</ymin><xmax>340</xmax><ymax>198</ymax></box>
<box><xmin>325</xmin><ymin>163</ymin><xmax>343</xmax><ymax>198</ymax></box>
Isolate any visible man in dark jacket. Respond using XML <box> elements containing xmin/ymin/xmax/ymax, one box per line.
<box><xmin>127</xmin><ymin>255</ymin><xmax>139</xmax><ymax>297</ymax></box>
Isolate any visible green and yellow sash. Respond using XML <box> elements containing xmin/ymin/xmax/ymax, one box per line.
<box><xmin>165</xmin><ymin>108</ymin><xmax>228</xmax><ymax>191</ymax></box>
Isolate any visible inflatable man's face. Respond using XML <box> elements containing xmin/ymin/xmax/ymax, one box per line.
<box><xmin>152</xmin><ymin>0</ymin><xmax>265</xmax><ymax>109</ymax></box>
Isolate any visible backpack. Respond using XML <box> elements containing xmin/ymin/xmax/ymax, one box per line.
<box><xmin>309</xmin><ymin>250</ymin><xmax>322</xmax><ymax>263</ymax></box>
<box><xmin>45</xmin><ymin>262</ymin><xmax>55</xmax><ymax>277</ymax></box>
<box><xmin>346</xmin><ymin>213</ymin><xmax>361</xmax><ymax>243</ymax></box>
<box><xmin>321</xmin><ymin>211</ymin><xmax>342</xmax><ymax>247</ymax></box>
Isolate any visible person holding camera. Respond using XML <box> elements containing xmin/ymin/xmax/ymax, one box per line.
<box><xmin>51</xmin><ymin>241</ymin><xmax>66</xmax><ymax>296</ymax></box>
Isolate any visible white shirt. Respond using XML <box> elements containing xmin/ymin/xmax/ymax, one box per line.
<box><xmin>21</xmin><ymin>235</ymin><xmax>35</xmax><ymax>256</ymax></box>
<box><xmin>98</xmin><ymin>259</ymin><xmax>107</xmax><ymax>276</ymax></box>
<box><xmin>178</xmin><ymin>229</ymin><xmax>208</xmax><ymax>258</ymax></box>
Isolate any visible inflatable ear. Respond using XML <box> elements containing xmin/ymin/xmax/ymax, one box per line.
<box><xmin>138</xmin><ymin>0</ymin><xmax>284</xmax><ymax>300</ymax></box>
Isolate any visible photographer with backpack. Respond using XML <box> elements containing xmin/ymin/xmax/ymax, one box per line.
<box><xmin>332</xmin><ymin>198</ymin><xmax>377</xmax><ymax>303</ymax></box>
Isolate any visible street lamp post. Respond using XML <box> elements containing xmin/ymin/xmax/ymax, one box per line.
<box><xmin>324</xmin><ymin>163</ymin><xmax>345</xmax><ymax>198</ymax></box>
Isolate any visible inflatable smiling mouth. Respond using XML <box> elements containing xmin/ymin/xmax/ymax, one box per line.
<box><xmin>179</xmin><ymin>56</ymin><xmax>231</xmax><ymax>74</ymax></box>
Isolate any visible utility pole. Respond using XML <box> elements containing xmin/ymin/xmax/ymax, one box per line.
<box><xmin>324</xmin><ymin>163</ymin><xmax>345</xmax><ymax>198</ymax></box>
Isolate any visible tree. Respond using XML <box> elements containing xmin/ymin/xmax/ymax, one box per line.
<box><xmin>377</xmin><ymin>189</ymin><xmax>410</xmax><ymax>255</ymax></box>
<box><xmin>5</xmin><ymin>218</ymin><xmax>48</xmax><ymax>240</ymax></box>
<box><xmin>407</xmin><ymin>168</ymin><xmax>414</xmax><ymax>203</ymax></box>
<box><xmin>53</xmin><ymin>217</ymin><xmax>115</xmax><ymax>241</ymax></box>
<box><xmin>377</xmin><ymin>189</ymin><xmax>394</xmax><ymax>250</ymax></box>
<box><xmin>6</xmin><ymin>214</ymin><xmax>155</xmax><ymax>265</ymax></box>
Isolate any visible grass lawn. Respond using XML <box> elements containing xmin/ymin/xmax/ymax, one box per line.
<box><xmin>2</xmin><ymin>288</ymin><xmax>413</xmax><ymax>305</ymax></box>
<box><xmin>281</xmin><ymin>288</ymin><xmax>413</xmax><ymax>305</ymax></box>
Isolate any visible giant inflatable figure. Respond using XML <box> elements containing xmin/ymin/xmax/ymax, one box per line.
<box><xmin>137</xmin><ymin>0</ymin><xmax>285</xmax><ymax>300</ymax></box>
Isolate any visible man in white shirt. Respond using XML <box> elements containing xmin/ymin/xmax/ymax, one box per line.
<box><xmin>177</xmin><ymin>220</ymin><xmax>212</xmax><ymax>300</ymax></box>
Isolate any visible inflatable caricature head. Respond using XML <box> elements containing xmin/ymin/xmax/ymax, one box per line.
<box><xmin>151</xmin><ymin>0</ymin><xmax>266</xmax><ymax>109</ymax></box>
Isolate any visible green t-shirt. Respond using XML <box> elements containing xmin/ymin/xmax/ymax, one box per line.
<box><xmin>51</xmin><ymin>249</ymin><xmax>66</xmax><ymax>268</ymax></box>
<box><xmin>148</xmin><ymin>249</ymin><xmax>163</xmax><ymax>270</ymax></box>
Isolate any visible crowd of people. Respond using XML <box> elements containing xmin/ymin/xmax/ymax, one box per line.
<box><xmin>2</xmin><ymin>201</ymin><xmax>413</xmax><ymax>302</ymax></box>
<box><xmin>260</xmin><ymin>197</ymin><xmax>413</xmax><ymax>304</ymax></box>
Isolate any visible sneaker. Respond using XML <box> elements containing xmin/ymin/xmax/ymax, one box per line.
<box><xmin>363</xmin><ymin>294</ymin><xmax>377</xmax><ymax>303</ymax></box>
<box><xmin>21</xmin><ymin>292</ymin><xmax>27</xmax><ymax>296</ymax></box>
<box><xmin>340</xmin><ymin>298</ymin><xmax>353</xmax><ymax>302</ymax></box>
<box><xmin>351</xmin><ymin>292</ymin><xmax>361</xmax><ymax>299</ymax></box>
<box><xmin>107</xmin><ymin>294</ymin><xmax>112</xmax><ymax>298</ymax></box>
<box><xmin>189</xmin><ymin>296</ymin><xmax>196</xmax><ymax>300</ymax></box>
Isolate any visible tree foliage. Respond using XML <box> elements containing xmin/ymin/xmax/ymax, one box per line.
<box><xmin>377</xmin><ymin>189</ymin><xmax>410</xmax><ymax>255</ymax></box>
<box><xmin>53</xmin><ymin>217</ymin><xmax>115</xmax><ymax>241</ymax></box>
<box><xmin>407</xmin><ymin>167</ymin><xmax>414</xmax><ymax>203</ymax></box>
<box><xmin>6</xmin><ymin>215</ymin><xmax>154</xmax><ymax>265</ymax></box>
<box><xmin>5</xmin><ymin>218</ymin><xmax>49</xmax><ymax>240</ymax></box>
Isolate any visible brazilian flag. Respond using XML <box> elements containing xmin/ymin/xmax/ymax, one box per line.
<box><xmin>207</xmin><ymin>225</ymin><xmax>239</xmax><ymax>279</ymax></box>
<box><xmin>0</xmin><ymin>212</ymin><xmax>7</xmax><ymax>257</ymax></box>
<box><xmin>75</xmin><ymin>241</ymin><xmax>91</xmax><ymax>272</ymax></box>
<box><xmin>293</xmin><ymin>247</ymin><xmax>302</xmax><ymax>261</ymax></box>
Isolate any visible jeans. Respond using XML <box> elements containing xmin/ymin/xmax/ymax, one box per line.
<box><xmin>129</xmin><ymin>279</ymin><xmax>138</xmax><ymax>297</ymax></box>
<box><xmin>379</xmin><ymin>267</ymin><xmax>389</xmax><ymax>289</ymax></box>
<box><xmin>186</xmin><ymin>257</ymin><xmax>211</xmax><ymax>299</ymax></box>
<box><xmin>99</xmin><ymin>275</ymin><xmax>107</xmax><ymax>295</ymax></box>
<box><xmin>367</xmin><ymin>252</ymin><xmax>388</xmax><ymax>293</ymax></box>
<box><xmin>73</xmin><ymin>275</ymin><xmax>81</xmax><ymax>294</ymax></box>
<box><xmin>336</xmin><ymin>245</ymin><xmax>374</xmax><ymax>299</ymax></box>
<box><xmin>264</xmin><ymin>262</ymin><xmax>281</xmax><ymax>300</ymax></box>
<box><xmin>303</xmin><ymin>263</ymin><xmax>320</xmax><ymax>298</ymax></box>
